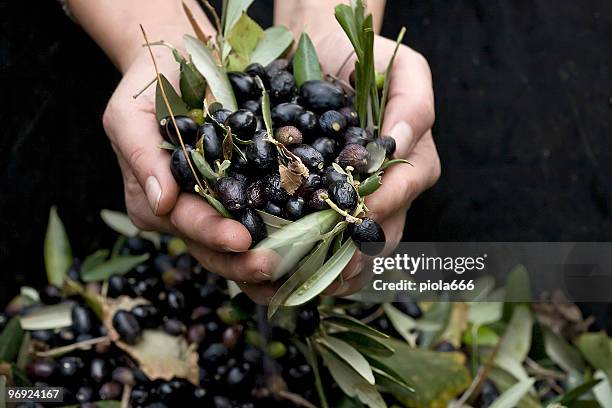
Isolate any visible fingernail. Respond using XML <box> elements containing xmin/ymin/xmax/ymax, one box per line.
<box><xmin>145</xmin><ymin>176</ymin><xmax>162</xmax><ymax>214</ymax></box>
<box><xmin>391</xmin><ymin>121</ymin><xmax>415</xmax><ymax>152</ymax></box>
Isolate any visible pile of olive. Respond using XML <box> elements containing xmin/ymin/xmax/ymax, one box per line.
<box><xmin>161</xmin><ymin>59</ymin><xmax>393</xmax><ymax>252</ymax></box>
<box><xmin>5</xmin><ymin>236</ymin><xmax>319</xmax><ymax>408</ymax></box>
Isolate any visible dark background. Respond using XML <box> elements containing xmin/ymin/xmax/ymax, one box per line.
<box><xmin>1</xmin><ymin>1</ymin><xmax>611</xmax><ymax>318</ymax></box>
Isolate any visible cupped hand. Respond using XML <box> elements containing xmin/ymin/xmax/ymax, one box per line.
<box><xmin>315</xmin><ymin>32</ymin><xmax>441</xmax><ymax>297</ymax></box>
<box><xmin>102</xmin><ymin>49</ymin><xmax>277</xmax><ymax>286</ymax></box>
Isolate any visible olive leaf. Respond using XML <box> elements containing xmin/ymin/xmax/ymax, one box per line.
<box><xmin>255</xmin><ymin>76</ymin><xmax>273</xmax><ymax>136</ymax></box>
<box><xmin>180</xmin><ymin>60</ymin><xmax>207</xmax><ymax>109</ymax></box>
<box><xmin>100</xmin><ymin>210</ymin><xmax>139</xmax><ymax>237</ymax></box>
<box><xmin>331</xmin><ymin>331</ymin><xmax>394</xmax><ymax>357</ymax></box>
<box><xmin>382</xmin><ymin>303</ymin><xmax>417</xmax><ymax>344</ymax></box>
<box><xmin>593</xmin><ymin>370</ymin><xmax>612</xmax><ymax>408</ymax></box>
<box><xmin>222</xmin><ymin>127</ymin><xmax>233</xmax><ymax>161</ymax></box>
<box><xmin>365</xmin><ymin>142</ymin><xmax>387</xmax><ymax>173</ymax></box>
<box><xmin>372</xmin><ymin>366</ymin><xmax>415</xmax><ymax>397</ymax></box>
<box><xmin>44</xmin><ymin>206</ymin><xmax>72</xmax><ymax>288</ymax></box>
<box><xmin>551</xmin><ymin>379</ymin><xmax>602</xmax><ymax>405</ymax></box>
<box><xmin>155</xmin><ymin>74</ymin><xmax>189</xmax><ymax>121</ymax></box>
<box><xmin>223</xmin><ymin>0</ymin><xmax>254</xmax><ymax>36</ymax></box>
<box><xmin>81</xmin><ymin>249</ymin><xmax>111</xmax><ymax>274</ymax></box>
<box><xmin>322</xmin><ymin>312</ymin><xmax>389</xmax><ymax>339</ymax></box>
<box><xmin>488</xmin><ymin>367</ymin><xmax>541</xmax><ymax>408</ymax></box>
<box><xmin>190</xmin><ymin>150</ymin><xmax>218</xmax><ymax>182</ymax></box>
<box><xmin>268</xmin><ymin>239</ymin><xmax>332</xmax><ymax>318</ymax></box>
<box><xmin>201</xmin><ymin>191</ymin><xmax>232</xmax><ymax>218</ymax></box>
<box><xmin>318</xmin><ymin>346</ymin><xmax>386</xmax><ymax>408</ymax></box>
<box><xmin>227</xmin><ymin>52</ymin><xmax>250</xmax><ymax>71</ymax></box>
<box><xmin>278</xmin><ymin>164</ymin><xmax>304</xmax><ymax>195</ymax></box>
<box><xmin>184</xmin><ymin>35</ymin><xmax>237</xmax><ymax>111</ymax></box>
<box><xmin>377</xmin><ymin>27</ymin><xmax>405</xmax><ymax>135</ymax></box>
<box><xmin>80</xmin><ymin>254</ymin><xmax>150</xmax><ymax>283</ymax></box>
<box><xmin>502</xmin><ymin>264</ymin><xmax>531</xmax><ymax>319</ymax></box>
<box><xmin>0</xmin><ymin>318</ymin><xmax>24</xmax><ymax>363</ymax></box>
<box><xmin>358</xmin><ymin>172</ymin><xmax>382</xmax><ymax>196</ymax></box>
<box><xmin>284</xmin><ymin>239</ymin><xmax>357</xmax><ymax>307</ymax></box>
<box><xmin>317</xmin><ymin>336</ymin><xmax>375</xmax><ymax>385</ymax></box>
<box><xmin>293</xmin><ymin>33</ymin><xmax>322</xmax><ymax>87</ymax></box>
<box><xmin>256</xmin><ymin>210</ymin><xmax>292</xmax><ymax>232</ymax></box>
<box><xmin>418</xmin><ymin>300</ymin><xmax>452</xmax><ymax>348</ymax></box>
<box><xmin>576</xmin><ymin>331</ymin><xmax>612</xmax><ymax>382</ymax></box>
<box><xmin>379</xmin><ymin>158</ymin><xmax>411</xmax><ymax>171</ymax></box>
<box><xmin>19</xmin><ymin>303</ymin><xmax>73</xmax><ymax>331</ymax></box>
<box><xmin>332</xmin><ymin>162</ymin><xmax>348</xmax><ymax>175</ymax></box>
<box><xmin>250</xmin><ymin>26</ymin><xmax>294</xmax><ymax>66</ymax></box>
<box><xmin>158</xmin><ymin>141</ymin><xmax>176</xmax><ymax>151</ymax></box>
<box><xmin>227</xmin><ymin>12</ymin><xmax>263</xmax><ymax>57</ymax></box>
<box><xmin>489</xmin><ymin>378</ymin><xmax>535</xmax><ymax>408</ymax></box>
<box><xmin>543</xmin><ymin>326</ymin><xmax>586</xmax><ymax>376</ymax></box>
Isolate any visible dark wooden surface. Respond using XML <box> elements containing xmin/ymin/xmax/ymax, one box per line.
<box><xmin>1</xmin><ymin>1</ymin><xmax>611</xmax><ymax>318</ymax></box>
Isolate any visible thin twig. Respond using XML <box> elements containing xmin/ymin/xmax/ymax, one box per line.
<box><xmin>307</xmin><ymin>338</ymin><xmax>329</xmax><ymax>408</ymax></box>
<box><xmin>182</xmin><ymin>1</ymin><xmax>210</xmax><ymax>43</ymax></box>
<box><xmin>120</xmin><ymin>384</ymin><xmax>132</xmax><ymax>408</ymax></box>
<box><xmin>36</xmin><ymin>336</ymin><xmax>110</xmax><ymax>357</ymax></box>
<box><xmin>199</xmin><ymin>0</ymin><xmax>223</xmax><ymax>35</ymax></box>
<box><xmin>132</xmin><ymin>77</ymin><xmax>158</xmax><ymax>99</ymax></box>
<box><xmin>277</xmin><ymin>390</ymin><xmax>318</xmax><ymax>408</ymax></box>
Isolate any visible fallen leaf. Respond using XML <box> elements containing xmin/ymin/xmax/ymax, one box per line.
<box><xmin>279</xmin><ymin>164</ymin><xmax>306</xmax><ymax>195</ymax></box>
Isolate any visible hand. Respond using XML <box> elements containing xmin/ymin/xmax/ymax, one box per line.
<box><xmin>314</xmin><ymin>32</ymin><xmax>441</xmax><ymax>297</ymax></box>
<box><xmin>102</xmin><ymin>50</ymin><xmax>278</xmax><ymax>288</ymax></box>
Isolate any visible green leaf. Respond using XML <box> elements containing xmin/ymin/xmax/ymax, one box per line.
<box><xmin>552</xmin><ymin>379</ymin><xmax>602</xmax><ymax>405</ymax></box>
<box><xmin>250</xmin><ymin>26</ymin><xmax>294</xmax><ymax>66</ymax></box>
<box><xmin>494</xmin><ymin>305</ymin><xmax>533</xmax><ymax>383</ymax></box>
<box><xmin>180</xmin><ymin>61</ymin><xmax>207</xmax><ymax>109</ymax></box>
<box><xmin>155</xmin><ymin>74</ymin><xmax>190</xmax><ymax>121</ymax></box>
<box><xmin>317</xmin><ymin>336</ymin><xmax>375</xmax><ymax>384</ymax></box>
<box><xmin>372</xmin><ymin>366</ymin><xmax>415</xmax><ymax>397</ymax></box>
<box><xmin>593</xmin><ymin>370</ymin><xmax>612</xmax><ymax>408</ymax></box>
<box><xmin>468</xmin><ymin>301</ymin><xmax>503</xmax><ymax>326</ymax></box>
<box><xmin>577</xmin><ymin>332</ymin><xmax>612</xmax><ymax>382</ymax></box>
<box><xmin>44</xmin><ymin>206</ymin><xmax>72</xmax><ymax>287</ymax></box>
<box><xmin>369</xmin><ymin>339</ymin><xmax>471</xmax><ymax>408</ymax></box>
<box><xmin>378</xmin><ymin>27</ymin><xmax>405</xmax><ymax>135</ymax></box>
<box><xmin>227</xmin><ymin>12</ymin><xmax>263</xmax><ymax>56</ymax></box>
<box><xmin>81</xmin><ymin>249</ymin><xmax>110</xmax><ymax>274</ymax></box>
<box><xmin>489</xmin><ymin>378</ymin><xmax>535</xmax><ymax>408</ymax></box>
<box><xmin>191</xmin><ymin>150</ymin><xmax>218</xmax><ymax>183</ymax></box>
<box><xmin>322</xmin><ymin>313</ymin><xmax>389</xmax><ymax>339</ymax></box>
<box><xmin>543</xmin><ymin>326</ymin><xmax>586</xmax><ymax>375</ymax></box>
<box><xmin>379</xmin><ymin>158</ymin><xmax>412</xmax><ymax>171</ymax></box>
<box><xmin>462</xmin><ymin>324</ymin><xmax>499</xmax><ymax>346</ymax></box>
<box><xmin>382</xmin><ymin>303</ymin><xmax>417</xmax><ymax>344</ymax></box>
<box><xmin>318</xmin><ymin>347</ymin><xmax>386</xmax><ymax>408</ymax></box>
<box><xmin>502</xmin><ymin>264</ymin><xmax>531</xmax><ymax>319</ymax></box>
<box><xmin>100</xmin><ymin>210</ymin><xmax>139</xmax><ymax>237</ymax></box>
<box><xmin>223</xmin><ymin>0</ymin><xmax>254</xmax><ymax>35</ymax></box>
<box><xmin>256</xmin><ymin>209</ymin><xmax>339</xmax><ymax>250</ymax></box>
<box><xmin>293</xmin><ymin>33</ymin><xmax>322</xmax><ymax>87</ymax></box>
<box><xmin>254</xmin><ymin>76</ymin><xmax>273</xmax><ymax>137</ymax></box>
<box><xmin>256</xmin><ymin>210</ymin><xmax>292</xmax><ymax>232</ymax></box>
<box><xmin>418</xmin><ymin>301</ymin><xmax>452</xmax><ymax>348</ymax></box>
<box><xmin>19</xmin><ymin>303</ymin><xmax>72</xmax><ymax>331</ymax></box>
<box><xmin>268</xmin><ymin>239</ymin><xmax>331</xmax><ymax>318</ymax></box>
<box><xmin>0</xmin><ymin>375</ymin><xmax>5</xmax><ymax>408</ymax></box>
<box><xmin>331</xmin><ymin>331</ymin><xmax>394</xmax><ymax>357</ymax></box>
<box><xmin>284</xmin><ymin>239</ymin><xmax>356</xmax><ymax>306</ymax></box>
<box><xmin>0</xmin><ymin>318</ymin><xmax>24</xmax><ymax>362</ymax></box>
<box><xmin>334</xmin><ymin>5</ymin><xmax>363</xmax><ymax>58</ymax></box>
<box><xmin>184</xmin><ymin>35</ymin><xmax>237</xmax><ymax>111</ymax></box>
<box><xmin>158</xmin><ymin>141</ymin><xmax>176</xmax><ymax>150</ymax></box>
<box><xmin>81</xmin><ymin>254</ymin><xmax>150</xmax><ymax>282</ymax></box>
<box><xmin>358</xmin><ymin>172</ymin><xmax>382</xmax><ymax>196</ymax></box>
<box><xmin>202</xmin><ymin>192</ymin><xmax>232</xmax><ymax>218</ymax></box>
<box><xmin>227</xmin><ymin>52</ymin><xmax>251</xmax><ymax>71</ymax></box>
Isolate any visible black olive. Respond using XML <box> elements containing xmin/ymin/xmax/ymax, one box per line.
<box><xmin>187</xmin><ymin>323</ymin><xmax>207</xmax><ymax>344</ymax></box>
<box><xmin>99</xmin><ymin>381</ymin><xmax>123</xmax><ymax>400</ymax></box>
<box><xmin>298</xmin><ymin>80</ymin><xmax>345</xmax><ymax>113</ymax></box>
<box><xmin>246</xmin><ymin>180</ymin><xmax>266</xmax><ymax>208</ymax></box>
<box><xmin>166</xmin><ymin>289</ymin><xmax>186</xmax><ymax>316</ymax></box>
<box><xmin>229</xmin><ymin>151</ymin><xmax>249</xmax><ymax>172</ymax></box>
<box><xmin>227</xmin><ymin>72</ymin><xmax>256</xmax><ymax>103</ymax></box>
<box><xmin>245</xmin><ymin>62</ymin><xmax>266</xmax><ymax>79</ymax></box>
<box><xmin>224</xmin><ymin>109</ymin><xmax>256</xmax><ymax>139</ymax></box>
<box><xmin>339</xmin><ymin>106</ymin><xmax>359</xmax><ymax>127</ymax></box>
<box><xmin>329</xmin><ymin>181</ymin><xmax>358</xmax><ymax>212</ymax></box>
<box><xmin>319</xmin><ymin>110</ymin><xmax>347</xmax><ymax>138</ymax></box>
<box><xmin>58</xmin><ymin>356</ymin><xmax>85</xmax><ymax>379</ymax></box>
<box><xmin>336</xmin><ymin>143</ymin><xmax>370</xmax><ymax>174</ymax></box>
<box><xmin>76</xmin><ymin>386</ymin><xmax>95</xmax><ymax>403</ymax></box>
<box><xmin>228</xmin><ymin>170</ymin><xmax>249</xmax><ymax>186</ymax></box>
<box><xmin>108</xmin><ymin>274</ymin><xmax>129</xmax><ymax>298</ymax></box>
<box><xmin>30</xmin><ymin>329</ymin><xmax>54</xmax><ymax>345</ymax></box>
<box><xmin>26</xmin><ymin>358</ymin><xmax>57</xmax><ymax>380</ymax></box>
<box><xmin>241</xmin><ymin>99</ymin><xmax>261</xmax><ymax>114</ymax></box>
<box><xmin>208</xmin><ymin>108</ymin><xmax>232</xmax><ymax>125</ymax></box>
<box><xmin>296</xmin><ymin>173</ymin><xmax>322</xmax><ymax>197</ymax></box>
<box><xmin>40</xmin><ymin>284</ymin><xmax>62</xmax><ymax>304</ymax></box>
<box><xmin>112</xmin><ymin>367</ymin><xmax>135</xmax><ymax>386</ymax></box>
<box><xmin>344</xmin><ymin>126</ymin><xmax>373</xmax><ymax>146</ymax></box>
<box><xmin>263</xmin><ymin>201</ymin><xmax>284</xmax><ymax>217</ymax></box>
<box><xmin>240</xmin><ymin>208</ymin><xmax>267</xmax><ymax>245</ymax></box>
<box><xmin>161</xmin><ymin>318</ymin><xmax>185</xmax><ymax>336</ymax></box>
<box><xmin>321</xmin><ymin>165</ymin><xmax>347</xmax><ymax>186</ymax></box>
<box><xmin>215</xmin><ymin>177</ymin><xmax>247</xmax><ymax>213</ymax></box>
<box><xmin>308</xmin><ymin>188</ymin><xmax>330</xmax><ymax>211</ymax></box>
<box><xmin>347</xmin><ymin>218</ymin><xmax>386</xmax><ymax>255</ymax></box>
<box><xmin>205</xmin><ymin>320</ymin><xmax>222</xmax><ymax>340</ymax></box>
<box><xmin>90</xmin><ymin>358</ymin><xmax>109</xmax><ymax>383</ymax></box>
<box><xmin>112</xmin><ymin>310</ymin><xmax>142</xmax><ymax>345</ymax></box>
<box><xmin>291</xmin><ymin>144</ymin><xmax>324</xmax><ymax>171</ymax></box>
<box><xmin>295</xmin><ymin>303</ymin><xmax>320</xmax><ymax>337</ymax></box>
<box><xmin>375</xmin><ymin>135</ymin><xmax>397</xmax><ymax>157</ymax></box>
<box><xmin>255</xmin><ymin>115</ymin><xmax>265</xmax><ymax>131</ymax></box>
<box><xmin>285</xmin><ymin>197</ymin><xmax>306</xmax><ymax>220</ymax></box>
<box><xmin>271</xmin><ymin>102</ymin><xmax>304</xmax><ymax>126</ymax></box>
<box><xmin>265</xmin><ymin>59</ymin><xmax>290</xmax><ymax>78</ymax></box>
<box><xmin>71</xmin><ymin>304</ymin><xmax>94</xmax><ymax>335</ymax></box>
<box><xmin>269</xmin><ymin>70</ymin><xmax>296</xmax><ymax>103</ymax></box>
<box><xmin>311</xmin><ymin>137</ymin><xmax>337</xmax><ymax>164</ymax></box>
<box><xmin>197</xmin><ymin>123</ymin><xmax>222</xmax><ymax>162</ymax></box>
<box><xmin>295</xmin><ymin>110</ymin><xmax>318</xmax><ymax>139</ymax></box>
<box><xmin>221</xmin><ymin>326</ymin><xmax>243</xmax><ymax>350</ymax></box>
<box><xmin>481</xmin><ymin>380</ymin><xmax>500</xmax><ymax>406</ymax></box>
<box><xmin>123</xmin><ymin>236</ymin><xmax>155</xmax><ymax>255</ymax></box>
<box><xmin>274</xmin><ymin>125</ymin><xmax>303</xmax><ymax>145</ymax></box>
<box><xmin>392</xmin><ymin>300</ymin><xmax>423</xmax><ymax>318</ymax></box>
<box><xmin>159</xmin><ymin>115</ymin><xmax>198</xmax><ymax>146</ymax></box>
<box><xmin>263</xmin><ymin>173</ymin><xmax>290</xmax><ymax>205</ymax></box>
<box><xmin>170</xmin><ymin>147</ymin><xmax>198</xmax><ymax>192</ymax></box>
<box><xmin>200</xmin><ymin>343</ymin><xmax>229</xmax><ymax>368</ymax></box>
<box><xmin>245</xmin><ymin>130</ymin><xmax>277</xmax><ymax>172</ymax></box>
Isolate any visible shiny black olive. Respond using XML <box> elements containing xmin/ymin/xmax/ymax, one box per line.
<box><xmin>336</xmin><ymin>143</ymin><xmax>370</xmax><ymax>174</ymax></box>
<box><xmin>166</xmin><ymin>289</ymin><xmax>186</xmax><ymax>316</ymax></box>
<box><xmin>319</xmin><ymin>110</ymin><xmax>347</xmax><ymax>138</ymax></box>
<box><xmin>375</xmin><ymin>135</ymin><xmax>397</xmax><ymax>157</ymax></box>
<box><xmin>228</xmin><ymin>170</ymin><xmax>249</xmax><ymax>186</ymax></box>
<box><xmin>285</xmin><ymin>197</ymin><xmax>305</xmax><ymax>220</ymax></box>
<box><xmin>295</xmin><ymin>303</ymin><xmax>320</xmax><ymax>337</ymax></box>
<box><xmin>112</xmin><ymin>367</ymin><xmax>135</xmax><ymax>386</ymax></box>
<box><xmin>339</xmin><ymin>106</ymin><xmax>359</xmax><ymax>126</ymax></box>
<box><xmin>159</xmin><ymin>115</ymin><xmax>198</xmax><ymax>146</ymax></box>
<box><xmin>263</xmin><ymin>201</ymin><xmax>284</xmax><ymax>217</ymax></box>
<box><xmin>90</xmin><ymin>358</ymin><xmax>109</xmax><ymax>383</ymax></box>
<box><xmin>245</xmin><ymin>62</ymin><xmax>266</xmax><ymax>79</ymax></box>
<box><xmin>311</xmin><ymin>137</ymin><xmax>337</xmax><ymax>164</ymax></box>
<box><xmin>99</xmin><ymin>381</ymin><xmax>123</xmax><ymax>400</ymax></box>
<box><xmin>245</xmin><ymin>180</ymin><xmax>266</xmax><ymax>208</ymax></box>
<box><xmin>26</xmin><ymin>358</ymin><xmax>57</xmax><ymax>380</ymax></box>
<box><xmin>291</xmin><ymin>144</ymin><xmax>324</xmax><ymax>171</ymax></box>
<box><xmin>58</xmin><ymin>356</ymin><xmax>85</xmax><ymax>380</ymax></box>
<box><xmin>112</xmin><ymin>310</ymin><xmax>142</xmax><ymax>345</ymax></box>
<box><xmin>295</xmin><ymin>110</ymin><xmax>319</xmax><ymax>139</ymax></box>
<box><xmin>208</xmin><ymin>108</ymin><xmax>232</xmax><ymax>125</ymax></box>
<box><xmin>265</xmin><ymin>59</ymin><xmax>290</xmax><ymax>78</ymax></box>
<box><xmin>298</xmin><ymin>80</ymin><xmax>345</xmax><ymax>113</ymax></box>
<box><xmin>187</xmin><ymin>323</ymin><xmax>207</xmax><ymax>344</ymax></box>
<box><xmin>240</xmin><ymin>208</ymin><xmax>267</xmax><ymax>245</ymax></box>
<box><xmin>347</xmin><ymin>218</ymin><xmax>386</xmax><ymax>255</ymax></box>
<box><xmin>163</xmin><ymin>318</ymin><xmax>186</xmax><ymax>336</ymax></box>
<box><xmin>224</xmin><ymin>109</ymin><xmax>257</xmax><ymax>139</ymax></box>
<box><xmin>391</xmin><ymin>300</ymin><xmax>422</xmax><ymax>318</ymax></box>
<box><xmin>296</xmin><ymin>173</ymin><xmax>322</xmax><ymax>197</ymax></box>
<box><xmin>271</xmin><ymin>102</ymin><xmax>304</xmax><ymax>126</ymax></box>
<box><xmin>329</xmin><ymin>181</ymin><xmax>358</xmax><ymax>212</ymax></box>
<box><xmin>241</xmin><ymin>99</ymin><xmax>261</xmax><ymax>114</ymax></box>
<box><xmin>308</xmin><ymin>188</ymin><xmax>330</xmax><ymax>211</ymax></box>
<box><xmin>76</xmin><ymin>386</ymin><xmax>95</xmax><ymax>403</ymax></box>
<box><xmin>200</xmin><ymin>343</ymin><xmax>229</xmax><ymax>368</ymax></box>
<box><xmin>274</xmin><ymin>125</ymin><xmax>303</xmax><ymax>145</ymax></box>
<box><xmin>229</xmin><ymin>151</ymin><xmax>249</xmax><ymax>172</ymax></box>
<box><xmin>170</xmin><ymin>147</ymin><xmax>198</xmax><ymax>192</ymax></box>
<box><xmin>263</xmin><ymin>173</ymin><xmax>290</xmax><ymax>205</ymax></box>
<box><xmin>254</xmin><ymin>115</ymin><xmax>265</xmax><ymax>131</ymax></box>
<box><xmin>123</xmin><ymin>236</ymin><xmax>155</xmax><ymax>256</ymax></box>
<box><xmin>30</xmin><ymin>329</ymin><xmax>55</xmax><ymax>345</ymax></box>
<box><xmin>344</xmin><ymin>126</ymin><xmax>374</xmax><ymax>146</ymax></box>
<box><xmin>71</xmin><ymin>304</ymin><xmax>94</xmax><ymax>335</ymax></box>
<box><xmin>245</xmin><ymin>130</ymin><xmax>277</xmax><ymax>172</ymax></box>
<box><xmin>221</xmin><ymin>326</ymin><xmax>243</xmax><ymax>350</ymax></box>
<box><xmin>40</xmin><ymin>284</ymin><xmax>62</xmax><ymax>305</ymax></box>
<box><xmin>215</xmin><ymin>176</ymin><xmax>247</xmax><ymax>213</ymax></box>
<box><xmin>227</xmin><ymin>72</ymin><xmax>256</xmax><ymax>102</ymax></box>
<box><xmin>108</xmin><ymin>274</ymin><xmax>129</xmax><ymax>298</ymax></box>
<box><xmin>197</xmin><ymin>123</ymin><xmax>222</xmax><ymax>162</ymax></box>
<box><xmin>269</xmin><ymin>70</ymin><xmax>296</xmax><ymax>103</ymax></box>
<box><xmin>321</xmin><ymin>165</ymin><xmax>347</xmax><ymax>186</ymax></box>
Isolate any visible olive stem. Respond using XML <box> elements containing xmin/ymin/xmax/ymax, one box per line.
<box><xmin>307</xmin><ymin>338</ymin><xmax>329</xmax><ymax>408</ymax></box>
<box><xmin>132</xmin><ymin>76</ymin><xmax>157</xmax><ymax>99</ymax></box>
<box><xmin>321</xmin><ymin>195</ymin><xmax>361</xmax><ymax>224</ymax></box>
